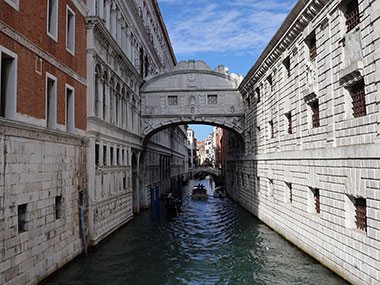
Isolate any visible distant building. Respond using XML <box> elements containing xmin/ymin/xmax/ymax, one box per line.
<box><xmin>187</xmin><ymin>128</ymin><xmax>196</xmax><ymax>168</ymax></box>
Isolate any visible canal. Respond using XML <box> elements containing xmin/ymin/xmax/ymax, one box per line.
<box><xmin>42</xmin><ymin>178</ymin><xmax>347</xmax><ymax>284</ymax></box>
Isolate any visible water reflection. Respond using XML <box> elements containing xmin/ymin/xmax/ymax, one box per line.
<box><xmin>42</xmin><ymin>178</ymin><xmax>347</xmax><ymax>284</ymax></box>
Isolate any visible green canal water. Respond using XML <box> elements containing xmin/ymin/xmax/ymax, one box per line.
<box><xmin>42</xmin><ymin>179</ymin><xmax>347</xmax><ymax>284</ymax></box>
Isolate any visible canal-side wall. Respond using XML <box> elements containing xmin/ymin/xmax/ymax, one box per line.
<box><xmin>0</xmin><ymin>121</ymin><xmax>88</xmax><ymax>285</ymax></box>
<box><xmin>226</xmin><ymin>0</ymin><xmax>380</xmax><ymax>284</ymax></box>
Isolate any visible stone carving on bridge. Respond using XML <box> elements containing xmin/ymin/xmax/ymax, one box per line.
<box><xmin>141</xmin><ymin>60</ymin><xmax>245</xmax><ymax>141</ymax></box>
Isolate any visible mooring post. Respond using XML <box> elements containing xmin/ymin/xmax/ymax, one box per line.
<box><xmin>155</xmin><ymin>184</ymin><xmax>160</xmax><ymax>219</ymax></box>
<box><xmin>150</xmin><ymin>186</ymin><xmax>155</xmax><ymax>221</ymax></box>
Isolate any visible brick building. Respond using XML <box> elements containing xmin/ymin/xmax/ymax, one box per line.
<box><xmin>0</xmin><ymin>0</ymin><xmax>88</xmax><ymax>284</ymax></box>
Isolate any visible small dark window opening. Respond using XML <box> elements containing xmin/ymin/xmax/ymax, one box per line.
<box><xmin>283</xmin><ymin>56</ymin><xmax>291</xmax><ymax>78</ymax></box>
<box><xmin>267</xmin><ymin>75</ymin><xmax>273</xmax><ymax>91</ymax></box>
<box><xmin>103</xmin><ymin>145</ymin><xmax>107</xmax><ymax>166</ymax></box>
<box><xmin>18</xmin><ymin>204</ymin><xmax>27</xmax><ymax>233</ymax></box>
<box><xmin>95</xmin><ymin>144</ymin><xmax>99</xmax><ymax>166</ymax></box>
<box><xmin>311</xmin><ymin>100</ymin><xmax>320</xmax><ymax>128</ymax></box>
<box><xmin>55</xmin><ymin>196</ymin><xmax>62</xmax><ymax>219</ymax></box>
<box><xmin>313</xmin><ymin>188</ymin><xmax>320</xmax><ymax>214</ymax></box>
<box><xmin>308</xmin><ymin>32</ymin><xmax>317</xmax><ymax>61</ymax></box>
<box><xmin>345</xmin><ymin>0</ymin><xmax>360</xmax><ymax>32</ymax></box>
<box><xmin>289</xmin><ymin>183</ymin><xmax>293</xmax><ymax>203</ymax></box>
<box><xmin>255</xmin><ymin>87</ymin><xmax>260</xmax><ymax>103</ymax></box>
<box><xmin>117</xmin><ymin>148</ymin><xmax>120</xmax><ymax>165</ymax></box>
<box><xmin>139</xmin><ymin>48</ymin><xmax>144</xmax><ymax>76</ymax></box>
<box><xmin>1</xmin><ymin>53</ymin><xmax>13</xmax><ymax>117</ymax></box>
<box><xmin>350</xmin><ymin>79</ymin><xmax>366</xmax><ymax>118</ymax></box>
<box><xmin>123</xmin><ymin>176</ymin><xmax>126</xmax><ymax>189</ymax></box>
<box><xmin>269</xmin><ymin>120</ymin><xmax>274</xmax><ymax>138</ymax></box>
<box><xmin>355</xmin><ymin>197</ymin><xmax>366</xmax><ymax>231</ymax></box>
<box><xmin>246</xmin><ymin>97</ymin><xmax>250</xmax><ymax>109</ymax></box>
<box><xmin>110</xmin><ymin>147</ymin><xmax>114</xmax><ymax>166</ymax></box>
<box><xmin>122</xmin><ymin>149</ymin><xmax>125</xmax><ymax>165</ymax></box>
<box><xmin>144</xmin><ymin>55</ymin><xmax>149</xmax><ymax>78</ymax></box>
<box><xmin>286</xmin><ymin>112</ymin><xmax>292</xmax><ymax>134</ymax></box>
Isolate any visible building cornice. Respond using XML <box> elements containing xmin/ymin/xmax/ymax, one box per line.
<box><xmin>239</xmin><ymin>0</ymin><xmax>330</xmax><ymax>96</ymax></box>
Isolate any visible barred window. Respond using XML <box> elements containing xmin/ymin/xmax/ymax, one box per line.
<box><xmin>207</xmin><ymin>95</ymin><xmax>218</xmax><ymax>105</ymax></box>
<box><xmin>256</xmin><ymin>87</ymin><xmax>260</xmax><ymax>103</ymax></box>
<box><xmin>350</xmin><ymin>79</ymin><xmax>366</xmax><ymax>118</ymax></box>
<box><xmin>310</xmin><ymin>100</ymin><xmax>320</xmax><ymax>128</ymax></box>
<box><xmin>308</xmin><ymin>32</ymin><xmax>317</xmax><ymax>61</ymax></box>
<box><xmin>18</xmin><ymin>204</ymin><xmax>27</xmax><ymax>233</ymax></box>
<box><xmin>355</xmin><ymin>197</ymin><xmax>366</xmax><ymax>232</ymax></box>
<box><xmin>267</xmin><ymin>75</ymin><xmax>273</xmax><ymax>91</ymax></box>
<box><xmin>283</xmin><ymin>56</ymin><xmax>290</xmax><ymax>78</ymax></box>
<box><xmin>168</xmin><ymin>95</ymin><xmax>178</xmax><ymax>106</ymax></box>
<box><xmin>313</xmin><ymin>188</ymin><xmax>320</xmax><ymax>214</ymax></box>
<box><xmin>269</xmin><ymin>120</ymin><xmax>274</xmax><ymax>138</ymax></box>
<box><xmin>285</xmin><ymin>112</ymin><xmax>292</xmax><ymax>134</ymax></box>
<box><xmin>345</xmin><ymin>0</ymin><xmax>360</xmax><ymax>32</ymax></box>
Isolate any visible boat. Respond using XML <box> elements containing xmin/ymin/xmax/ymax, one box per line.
<box><xmin>192</xmin><ymin>184</ymin><xmax>208</xmax><ymax>200</ymax></box>
<box><xmin>166</xmin><ymin>193</ymin><xmax>182</xmax><ymax>216</ymax></box>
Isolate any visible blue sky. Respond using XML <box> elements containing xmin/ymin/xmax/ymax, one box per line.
<box><xmin>157</xmin><ymin>0</ymin><xmax>297</xmax><ymax>139</ymax></box>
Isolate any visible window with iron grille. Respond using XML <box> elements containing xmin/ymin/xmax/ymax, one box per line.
<box><xmin>168</xmin><ymin>95</ymin><xmax>178</xmax><ymax>106</ymax></box>
<box><xmin>345</xmin><ymin>0</ymin><xmax>360</xmax><ymax>32</ymax></box>
<box><xmin>350</xmin><ymin>79</ymin><xmax>366</xmax><ymax>118</ymax></box>
<box><xmin>314</xmin><ymin>188</ymin><xmax>320</xmax><ymax>214</ymax></box>
<box><xmin>355</xmin><ymin>197</ymin><xmax>366</xmax><ymax>231</ymax></box>
<box><xmin>55</xmin><ymin>196</ymin><xmax>62</xmax><ymax>219</ymax></box>
<box><xmin>310</xmin><ymin>100</ymin><xmax>320</xmax><ymax>128</ymax></box>
<box><xmin>285</xmin><ymin>112</ymin><xmax>292</xmax><ymax>134</ymax></box>
<box><xmin>308</xmin><ymin>32</ymin><xmax>317</xmax><ymax>61</ymax></box>
<box><xmin>256</xmin><ymin>87</ymin><xmax>260</xmax><ymax>103</ymax></box>
<box><xmin>269</xmin><ymin>120</ymin><xmax>274</xmax><ymax>138</ymax></box>
<box><xmin>267</xmin><ymin>75</ymin><xmax>273</xmax><ymax>91</ymax></box>
<box><xmin>207</xmin><ymin>95</ymin><xmax>218</xmax><ymax>104</ymax></box>
<box><xmin>285</xmin><ymin>182</ymin><xmax>292</xmax><ymax>204</ymax></box>
<box><xmin>283</xmin><ymin>56</ymin><xmax>291</xmax><ymax>78</ymax></box>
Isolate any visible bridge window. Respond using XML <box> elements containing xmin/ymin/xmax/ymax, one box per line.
<box><xmin>285</xmin><ymin>182</ymin><xmax>292</xmax><ymax>204</ymax></box>
<box><xmin>308</xmin><ymin>187</ymin><xmax>320</xmax><ymax>214</ymax></box>
<box><xmin>355</xmin><ymin>197</ymin><xmax>367</xmax><ymax>232</ymax></box>
<box><xmin>207</xmin><ymin>95</ymin><xmax>218</xmax><ymax>105</ymax></box>
<box><xmin>168</xmin><ymin>95</ymin><xmax>178</xmax><ymax>106</ymax></box>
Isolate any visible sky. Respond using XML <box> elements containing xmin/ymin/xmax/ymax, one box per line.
<box><xmin>157</xmin><ymin>0</ymin><xmax>297</xmax><ymax>139</ymax></box>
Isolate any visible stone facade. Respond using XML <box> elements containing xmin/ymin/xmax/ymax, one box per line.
<box><xmin>85</xmin><ymin>0</ymin><xmax>188</xmax><ymax>245</ymax></box>
<box><xmin>226</xmin><ymin>0</ymin><xmax>380</xmax><ymax>284</ymax></box>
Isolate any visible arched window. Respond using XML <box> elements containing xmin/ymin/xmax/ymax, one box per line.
<box><xmin>102</xmin><ymin>72</ymin><xmax>108</xmax><ymax>120</ymax></box>
<box><xmin>95</xmin><ymin>65</ymin><xmax>101</xmax><ymax>117</ymax></box>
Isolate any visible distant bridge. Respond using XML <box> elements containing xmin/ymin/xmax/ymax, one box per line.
<box><xmin>191</xmin><ymin>166</ymin><xmax>221</xmax><ymax>177</ymax></box>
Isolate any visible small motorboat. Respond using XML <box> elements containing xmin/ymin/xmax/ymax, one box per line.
<box><xmin>192</xmin><ymin>184</ymin><xmax>208</xmax><ymax>200</ymax></box>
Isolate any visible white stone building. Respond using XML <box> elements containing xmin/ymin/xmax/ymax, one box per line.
<box><xmin>86</xmin><ymin>0</ymin><xmax>188</xmax><ymax>245</ymax></box>
<box><xmin>225</xmin><ymin>0</ymin><xmax>380</xmax><ymax>284</ymax></box>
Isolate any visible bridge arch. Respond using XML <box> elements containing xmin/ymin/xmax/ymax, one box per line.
<box><xmin>141</xmin><ymin>60</ymin><xmax>245</xmax><ymax>144</ymax></box>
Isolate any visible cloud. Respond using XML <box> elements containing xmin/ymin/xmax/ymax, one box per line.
<box><xmin>158</xmin><ymin>0</ymin><xmax>296</xmax><ymax>56</ymax></box>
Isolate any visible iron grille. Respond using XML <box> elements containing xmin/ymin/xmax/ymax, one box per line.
<box><xmin>351</xmin><ymin>80</ymin><xmax>366</xmax><ymax>118</ymax></box>
<box><xmin>346</xmin><ymin>2</ymin><xmax>360</xmax><ymax>32</ymax></box>
<box><xmin>289</xmin><ymin>183</ymin><xmax>293</xmax><ymax>203</ymax></box>
<box><xmin>355</xmin><ymin>197</ymin><xmax>367</xmax><ymax>231</ymax></box>
<box><xmin>270</xmin><ymin>120</ymin><xmax>274</xmax><ymax>138</ymax></box>
<box><xmin>309</xmin><ymin>36</ymin><xmax>317</xmax><ymax>61</ymax></box>
<box><xmin>314</xmin><ymin>189</ymin><xmax>320</xmax><ymax>214</ymax></box>
<box><xmin>286</xmin><ymin>113</ymin><xmax>292</xmax><ymax>134</ymax></box>
<box><xmin>311</xmin><ymin>101</ymin><xmax>320</xmax><ymax>128</ymax></box>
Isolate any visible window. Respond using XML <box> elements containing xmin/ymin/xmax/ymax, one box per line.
<box><xmin>66</xmin><ymin>6</ymin><xmax>75</xmax><ymax>54</ymax></box>
<box><xmin>283</xmin><ymin>56</ymin><xmax>290</xmax><ymax>77</ymax></box>
<box><xmin>103</xmin><ymin>145</ymin><xmax>107</xmax><ymax>166</ymax></box>
<box><xmin>47</xmin><ymin>0</ymin><xmax>59</xmax><ymax>41</ymax></box>
<box><xmin>55</xmin><ymin>196</ymin><xmax>62</xmax><ymax>219</ymax></box>
<box><xmin>95</xmin><ymin>144</ymin><xmax>99</xmax><ymax>166</ymax></box>
<box><xmin>309</xmin><ymin>188</ymin><xmax>320</xmax><ymax>214</ymax></box>
<box><xmin>18</xmin><ymin>204</ymin><xmax>27</xmax><ymax>233</ymax></box>
<box><xmin>269</xmin><ymin>120</ymin><xmax>274</xmax><ymax>138</ymax></box>
<box><xmin>122</xmin><ymin>149</ymin><xmax>125</xmax><ymax>165</ymax></box>
<box><xmin>110</xmin><ymin>146</ymin><xmax>114</xmax><ymax>165</ymax></box>
<box><xmin>267</xmin><ymin>75</ymin><xmax>273</xmax><ymax>91</ymax></box>
<box><xmin>285</xmin><ymin>112</ymin><xmax>292</xmax><ymax>134</ymax></box>
<box><xmin>117</xmin><ymin>148</ymin><xmax>120</xmax><ymax>165</ymax></box>
<box><xmin>349</xmin><ymin>79</ymin><xmax>366</xmax><ymax>118</ymax></box>
<box><xmin>168</xmin><ymin>95</ymin><xmax>178</xmax><ymax>106</ymax></box>
<box><xmin>66</xmin><ymin>85</ymin><xmax>74</xmax><ymax>132</ymax></box>
<box><xmin>344</xmin><ymin>0</ymin><xmax>360</xmax><ymax>32</ymax></box>
<box><xmin>0</xmin><ymin>47</ymin><xmax>17</xmax><ymax>119</ymax></box>
<box><xmin>207</xmin><ymin>95</ymin><xmax>218</xmax><ymax>104</ymax></box>
<box><xmin>310</xmin><ymin>100</ymin><xmax>320</xmax><ymax>128</ymax></box>
<box><xmin>284</xmin><ymin>182</ymin><xmax>292</xmax><ymax>204</ymax></box>
<box><xmin>4</xmin><ymin>0</ymin><xmax>19</xmax><ymax>10</ymax></box>
<box><xmin>255</xmin><ymin>87</ymin><xmax>260</xmax><ymax>103</ymax></box>
<box><xmin>355</xmin><ymin>197</ymin><xmax>366</xmax><ymax>232</ymax></box>
<box><xmin>46</xmin><ymin>73</ymin><xmax>57</xmax><ymax>128</ymax></box>
<box><xmin>307</xmin><ymin>32</ymin><xmax>317</xmax><ymax>61</ymax></box>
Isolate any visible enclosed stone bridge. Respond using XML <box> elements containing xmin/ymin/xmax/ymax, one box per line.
<box><xmin>191</xmin><ymin>166</ymin><xmax>221</xmax><ymax>177</ymax></box>
<box><xmin>141</xmin><ymin>60</ymin><xmax>245</xmax><ymax>143</ymax></box>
